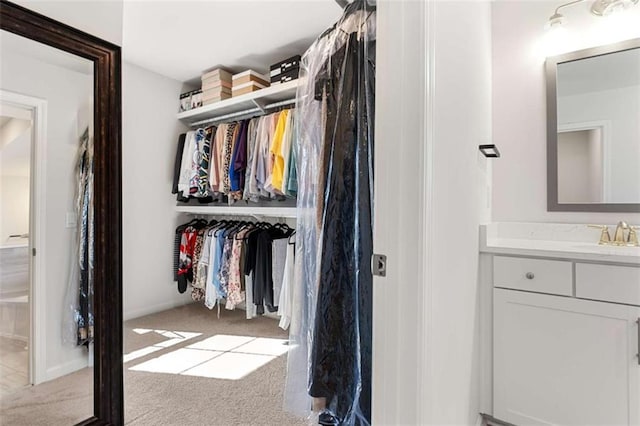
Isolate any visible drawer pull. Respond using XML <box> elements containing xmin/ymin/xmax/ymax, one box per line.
<box><xmin>525</xmin><ymin>272</ymin><xmax>535</xmax><ymax>280</ymax></box>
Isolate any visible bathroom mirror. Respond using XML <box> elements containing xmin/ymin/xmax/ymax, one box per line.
<box><xmin>1</xmin><ymin>1</ymin><xmax>123</xmax><ymax>425</ymax></box>
<box><xmin>546</xmin><ymin>38</ymin><xmax>640</xmax><ymax>212</ymax></box>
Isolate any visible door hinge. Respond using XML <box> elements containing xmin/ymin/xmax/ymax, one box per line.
<box><xmin>32</xmin><ymin>248</ymin><xmax>36</xmax><ymax>256</ymax></box>
<box><xmin>372</xmin><ymin>254</ymin><xmax>387</xmax><ymax>277</ymax></box>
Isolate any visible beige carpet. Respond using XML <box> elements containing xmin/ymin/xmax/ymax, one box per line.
<box><xmin>0</xmin><ymin>303</ymin><xmax>306</xmax><ymax>425</ymax></box>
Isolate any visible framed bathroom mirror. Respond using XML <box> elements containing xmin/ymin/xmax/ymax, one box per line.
<box><xmin>546</xmin><ymin>38</ymin><xmax>640</xmax><ymax>212</ymax></box>
<box><xmin>0</xmin><ymin>1</ymin><xmax>123</xmax><ymax>424</ymax></box>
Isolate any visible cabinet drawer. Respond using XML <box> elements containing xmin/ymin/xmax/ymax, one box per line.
<box><xmin>493</xmin><ymin>256</ymin><xmax>573</xmax><ymax>296</ymax></box>
<box><xmin>576</xmin><ymin>263</ymin><xmax>640</xmax><ymax>306</ymax></box>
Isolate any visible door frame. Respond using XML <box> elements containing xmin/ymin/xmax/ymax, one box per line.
<box><xmin>1</xmin><ymin>1</ymin><xmax>123</xmax><ymax>424</ymax></box>
<box><xmin>0</xmin><ymin>90</ymin><xmax>48</xmax><ymax>385</ymax></box>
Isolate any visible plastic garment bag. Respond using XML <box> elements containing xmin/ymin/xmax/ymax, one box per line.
<box><xmin>286</xmin><ymin>1</ymin><xmax>376</xmax><ymax>424</ymax></box>
<box><xmin>63</xmin><ymin>127</ymin><xmax>95</xmax><ymax>346</ymax></box>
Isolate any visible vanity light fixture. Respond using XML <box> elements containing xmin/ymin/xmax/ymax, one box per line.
<box><xmin>591</xmin><ymin>0</ymin><xmax>639</xmax><ymax>16</ymax></box>
<box><xmin>547</xmin><ymin>0</ymin><xmax>639</xmax><ymax>28</ymax></box>
<box><xmin>479</xmin><ymin>144</ymin><xmax>501</xmax><ymax>158</ymax></box>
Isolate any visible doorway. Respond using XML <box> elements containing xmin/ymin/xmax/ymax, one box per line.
<box><xmin>0</xmin><ymin>101</ymin><xmax>32</xmax><ymax>396</ymax></box>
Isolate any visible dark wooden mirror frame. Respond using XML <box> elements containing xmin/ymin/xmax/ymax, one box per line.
<box><xmin>0</xmin><ymin>1</ymin><xmax>123</xmax><ymax>425</ymax></box>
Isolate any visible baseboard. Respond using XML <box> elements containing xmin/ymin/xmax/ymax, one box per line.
<box><xmin>124</xmin><ymin>297</ymin><xmax>193</xmax><ymax>321</ymax></box>
<box><xmin>481</xmin><ymin>413</ymin><xmax>517</xmax><ymax>426</ymax></box>
<box><xmin>46</xmin><ymin>355</ymin><xmax>88</xmax><ymax>382</ymax></box>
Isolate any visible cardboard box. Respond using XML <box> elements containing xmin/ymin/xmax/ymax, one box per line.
<box><xmin>202</xmin><ymin>79</ymin><xmax>232</xmax><ymax>91</ymax></box>
<box><xmin>232</xmin><ymin>70</ymin><xmax>270</xmax><ymax>87</ymax></box>
<box><xmin>203</xmin><ymin>90</ymin><xmax>231</xmax><ymax>101</ymax></box>
<box><xmin>203</xmin><ymin>86</ymin><xmax>232</xmax><ymax>97</ymax></box>
<box><xmin>232</xmin><ymin>81</ymin><xmax>268</xmax><ymax>97</ymax></box>
<box><xmin>203</xmin><ymin>93</ymin><xmax>232</xmax><ymax>105</ymax></box>
<box><xmin>201</xmin><ymin>68</ymin><xmax>232</xmax><ymax>82</ymax></box>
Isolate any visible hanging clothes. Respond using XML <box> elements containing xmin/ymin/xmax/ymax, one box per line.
<box><xmin>65</xmin><ymin>127</ymin><xmax>95</xmax><ymax>347</ymax></box>
<box><xmin>172</xmin><ymin>133</ymin><xmax>186</xmax><ymax>197</ymax></box>
<box><xmin>289</xmin><ymin>2</ymin><xmax>376</xmax><ymax>425</ymax></box>
<box><xmin>243</xmin><ymin>118</ymin><xmax>261</xmax><ymax>203</ymax></box>
<box><xmin>268</xmin><ymin>110</ymin><xmax>289</xmax><ymax>193</ymax></box>
<box><xmin>277</xmin><ymin>239</ymin><xmax>295</xmax><ymax>330</ymax></box>
<box><xmin>175</xmin><ymin>219</ymin><xmax>294</xmax><ymax>320</ymax></box>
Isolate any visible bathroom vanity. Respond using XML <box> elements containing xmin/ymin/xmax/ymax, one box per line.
<box><xmin>480</xmin><ymin>223</ymin><xmax>640</xmax><ymax>425</ymax></box>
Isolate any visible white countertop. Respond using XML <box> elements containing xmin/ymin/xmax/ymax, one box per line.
<box><xmin>480</xmin><ymin>223</ymin><xmax>640</xmax><ymax>265</ymax></box>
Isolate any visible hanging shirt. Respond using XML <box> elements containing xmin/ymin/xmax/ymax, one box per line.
<box><xmin>225</xmin><ymin>230</ymin><xmax>246</xmax><ymax>310</ymax></box>
<box><xmin>268</xmin><ymin>110</ymin><xmax>289</xmax><ymax>193</ymax></box>
<box><xmin>221</xmin><ymin>123</ymin><xmax>238</xmax><ymax>195</ymax></box>
<box><xmin>196</xmin><ymin>127</ymin><xmax>214</xmax><ymax>197</ymax></box>
<box><xmin>229</xmin><ymin>120</ymin><xmax>248</xmax><ymax>199</ymax></box>
<box><xmin>256</xmin><ymin>113</ymin><xmax>278</xmax><ymax>198</ymax></box>
<box><xmin>210</xmin><ymin>123</ymin><xmax>227</xmax><ymax>194</ymax></box>
<box><xmin>278</xmin><ymin>242</ymin><xmax>295</xmax><ymax>330</ymax></box>
<box><xmin>177</xmin><ymin>131</ymin><xmax>197</xmax><ymax>196</ymax></box>
<box><xmin>272</xmin><ymin>236</ymin><xmax>288</xmax><ymax>310</ymax></box>
<box><xmin>280</xmin><ymin>110</ymin><xmax>295</xmax><ymax>195</ymax></box>
<box><xmin>243</xmin><ymin>118</ymin><xmax>260</xmax><ymax>202</ymax></box>
<box><xmin>172</xmin><ymin>133</ymin><xmax>186</xmax><ymax>195</ymax></box>
<box><xmin>177</xmin><ymin>226</ymin><xmax>198</xmax><ymax>294</ymax></box>
<box><xmin>189</xmin><ymin>128</ymin><xmax>206</xmax><ymax>197</ymax></box>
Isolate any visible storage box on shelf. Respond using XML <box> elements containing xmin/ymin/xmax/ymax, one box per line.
<box><xmin>232</xmin><ymin>69</ymin><xmax>270</xmax><ymax>97</ymax></box>
<box><xmin>176</xmin><ymin>78</ymin><xmax>301</xmax><ymax>126</ymax></box>
<box><xmin>270</xmin><ymin>55</ymin><xmax>301</xmax><ymax>85</ymax></box>
<box><xmin>201</xmin><ymin>68</ymin><xmax>232</xmax><ymax>105</ymax></box>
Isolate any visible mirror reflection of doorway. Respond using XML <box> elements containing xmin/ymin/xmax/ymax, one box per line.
<box><xmin>0</xmin><ymin>28</ymin><xmax>95</xmax><ymax>424</ymax></box>
<box><xmin>0</xmin><ymin>103</ymin><xmax>32</xmax><ymax>397</ymax></box>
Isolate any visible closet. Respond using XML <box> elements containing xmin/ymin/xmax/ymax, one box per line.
<box><xmin>169</xmin><ymin>2</ymin><xmax>376</xmax><ymax>425</ymax></box>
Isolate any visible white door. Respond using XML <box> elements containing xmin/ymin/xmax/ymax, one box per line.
<box><xmin>373</xmin><ymin>1</ymin><xmax>492</xmax><ymax>424</ymax></box>
<box><xmin>0</xmin><ymin>91</ymin><xmax>48</xmax><ymax>387</ymax></box>
<box><xmin>494</xmin><ymin>288</ymin><xmax>640</xmax><ymax>425</ymax></box>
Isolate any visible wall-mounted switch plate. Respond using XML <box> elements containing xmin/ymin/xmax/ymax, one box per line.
<box><xmin>65</xmin><ymin>212</ymin><xmax>77</xmax><ymax>228</ymax></box>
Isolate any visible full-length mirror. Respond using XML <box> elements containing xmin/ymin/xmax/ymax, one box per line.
<box><xmin>0</xmin><ymin>2</ymin><xmax>123</xmax><ymax>425</ymax></box>
<box><xmin>546</xmin><ymin>38</ymin><xmax>640</xmax><ymax>212</ymax></box>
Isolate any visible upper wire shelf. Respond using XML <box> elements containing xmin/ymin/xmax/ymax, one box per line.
<box><xmin>177</xmin><ymin>79</ymin><xmax>301</xmax><ymax>126</ymax></box>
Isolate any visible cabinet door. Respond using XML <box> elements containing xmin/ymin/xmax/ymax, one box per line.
<box><xmin>494</xmin><ymin>288</ymin><xmax>640</xmax><ymax>426</ymax></box>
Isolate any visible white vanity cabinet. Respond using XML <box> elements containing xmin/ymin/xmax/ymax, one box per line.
<box><xmin>490</xmin><ymin>255</ymin><xmax>640</xmax><ymax>426</ymax></box>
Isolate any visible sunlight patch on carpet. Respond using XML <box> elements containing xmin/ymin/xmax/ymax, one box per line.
<box><xmin>127</xmin><ymin>334</ymin><xmax>289</xmax><ymax>380</ymax></box>
<box><xmin>123</xmin><ymin>330</ymin><xmax>202</xmax><ymax>363</ymax></box>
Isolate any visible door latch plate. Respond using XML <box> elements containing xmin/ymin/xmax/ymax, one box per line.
<box><xmin>372</xmin><ymin>254</ymin><xmax>387</xmax><ymax>277</ymax></box>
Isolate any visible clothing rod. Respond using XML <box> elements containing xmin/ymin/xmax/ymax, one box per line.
<box><xmin>189</xmin><ymin>97</ymin><xmax>297</xmax><ymax>128</ymax></box>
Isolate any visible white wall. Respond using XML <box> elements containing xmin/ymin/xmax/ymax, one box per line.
<box><xmin>558</xmin><ymin>85</ymin><xmax>640</xmax><ymax>202</ymax></box>
<box><xmin>0</xmin><ymin>175</ymin><xmax>30</xmax><ymax>244</ymax></box>
<box><xmin>0</xmin><ymin>50</ymin><xmax>93</xmax><ymax>380</ymax></box>
<box><xmin>492</xmin><ymin>0</ymin><xmax>640</xmax><ymax>223</ymax></box>
<box><xmin>1</xmin><ymin>123</ymin><xmax>31</xmax><ymax>244</ymax></box>
<box><xmin>429</xmin><ymin>1</ymin><xmax>492</xmax><ymax>423</ymax></box>
<box><xmin>557</xmin><ymin>130</ymin><xmax>602</xmax><ymax>203</ymax></box>
<box><xmin>122</xmin><ymin>62</ymin><xmax>192</xmax><ymax>321</ymax></box>
<box><xmin>10</xmin><ymin>0</ymin><xmax>123</xmax><ymax>46</ymax></box>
